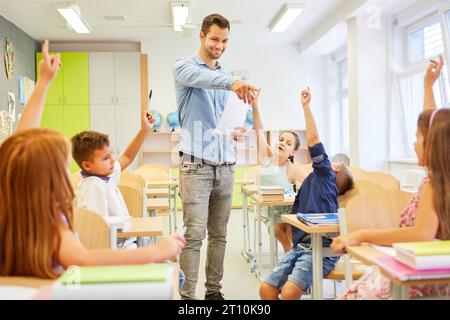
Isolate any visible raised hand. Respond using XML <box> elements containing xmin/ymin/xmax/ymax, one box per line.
<box><xmin>251</xmin><ymin>89</ymin><xmax>261</xmax><ymax>109</ymax></box>
<box><xmin>142</xmin><ymin>111</ymin><xmax>155</xmax><ymax>132</ymax></box>
<box><xmin>425</xmin><ymin>55</ymin><xmax>444</xmax><ymax>87</ymax></box>
<box><xmin>38</xmin><ymin>40</ymin><xmax>61</xmax><ymax>85</ymax></box>
<box><xmin>301</xmin><ymin>87</ymin><xmax>311</xmax><ymax>107</ymax></box>
<box><xmin>231</xmin><ymin>80</ymin><xmax>259</xmax><ymax>105</ymax></box>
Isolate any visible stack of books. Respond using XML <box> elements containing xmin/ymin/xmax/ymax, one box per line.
<box><xmin>258</xmin><ymin>186</ymin><xmax>284</xmax><ymax>202</ymax></box>
<box><xmin>374</xmin><ymin>241</ymin><xmax>450</xmax><ymax>281</ymax></box>
<box><xmin>52</xmin><ymin>263</ymin><xmax>173</xmax><ymax>300</ymax></box>
<box><xmin>296</xmin><ymin>213</ymin><xmax>339</xmax><ymax>226</ymax></box>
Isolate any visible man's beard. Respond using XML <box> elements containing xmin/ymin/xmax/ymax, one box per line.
<box><xmin>205</xmin><ymin>46</ymin><xmax>223</xmax><ymax>60</ymax></box>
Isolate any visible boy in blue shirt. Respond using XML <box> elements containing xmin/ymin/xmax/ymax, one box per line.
<box><xmin>259</xmin><ymin>88</ymin><xmax>354</xmax><ymax>300</ymax></box>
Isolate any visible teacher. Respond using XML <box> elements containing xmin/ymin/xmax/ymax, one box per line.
<box><xmin>173</xmin><ymin>13</ymin><xmax>258</xmax><ymax>300</ymax></box>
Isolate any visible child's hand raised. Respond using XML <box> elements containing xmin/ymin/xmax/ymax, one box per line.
<box><xmin>301</xmin><ymin>87</ymin><xmax>311</xmax><ymax>107</ymax></box>
<box><xmin>38</xmin><ymin>40</ymin><xmax>61</xmax><ymax>86</ymax></box>
<box><xmin>142</xmin><ymin>111</ymin><xmax>155</xmax><ymax>132</ymax></box>
<box><xmin>425</xmin><ymin>55</ymin><xmax>444</xmax><ymax>87</ymax></box>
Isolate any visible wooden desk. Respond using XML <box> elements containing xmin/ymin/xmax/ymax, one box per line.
<box><xmin>250</xmin><ymin>194</ymin><xmax>295</xmax><ymax>278</ymax></box>
<box><xmin>147</xmin><ymin>179</ymin><xmax>179</xmax><ymax>232</ymax></box>
<box><xmin>282</xmin><ymin>214</ymin><xmax>339</xmax><ymax>300</ymax></box>
<box><xmin>147</xmin><ymin>198</ymin><xmax>170</xmax><ymax>217</ymax></box>
<box><xmin>346</xmin><ymin>245</ymin><xmax>450</xmax><ymax>300</ymax></box>
<box><xmin>146</xmin><ymin>188</ymin><xmax>170</xmax><ymax>197</ymax></box>
<box><xmin>118</xmin><ymin>217</ymin><xmax>163</xmax><ymax>238</ymax></box>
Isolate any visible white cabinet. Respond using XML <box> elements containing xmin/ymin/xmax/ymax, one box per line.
<box><xmin>89</xmin><ymin>52</ymin><xmax>141</xmax><ymax>171</ymax></box>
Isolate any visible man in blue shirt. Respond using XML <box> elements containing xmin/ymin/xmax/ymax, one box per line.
<box><xmin>259</xmin><ymin>88</ymin><xmax>354</xmax><ymax>300</ymax></box>
<box><xmin>173</xmin><ymin>14</ymin><xmax>258</xmax><ymax>300</ymax></box>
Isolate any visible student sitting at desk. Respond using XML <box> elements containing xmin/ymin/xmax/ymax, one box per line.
<box><xmin>71</xmin><ymin>123</ymin><xmax>151</xmax><ymax>249</ymax></box>
<box><xmin>259</xmin><ymin>88</ymin><xmax>354</xmax><ymax>300</ymax></box>
<box><xmin>331</xmin><ymin>57</ymin><xmax>450</xmax><ymax>299</ymax></box>
<box><xmin>251</xmin><ymin>90</ymin><xmax>310</xmax><ymax>253</ymax></box>
<box><xmin>0</xmin><ymin>40</ymin><xmax>186</xmax><ymax>281</ymax></box>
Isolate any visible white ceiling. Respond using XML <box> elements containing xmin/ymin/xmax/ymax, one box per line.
<box><xmin>0</xmin><ymin>0</ymin><xmax>344</xmax><ymax>44</ymax></box>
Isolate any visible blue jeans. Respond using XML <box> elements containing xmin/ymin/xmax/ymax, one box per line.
<box><xmin>265</xmin><ymin>244</ymin><xmax>339</xmax><ymax>292</ymax></box>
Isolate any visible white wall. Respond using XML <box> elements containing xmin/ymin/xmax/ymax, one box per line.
<box><xmin>346</xmin><ymin>15</ymin><xmax>389</xmax><ymax>171</ymax></box>
<box><xmin>141</xmin><ymin>35</ymin><xmax>330</xmax><ymax>142</ymax></box>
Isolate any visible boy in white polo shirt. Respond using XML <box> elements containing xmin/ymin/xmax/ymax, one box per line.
<box><xmin>72</xmin><ymin>112</ymin><xmax>154</xmax><ymax>249</ymax></box>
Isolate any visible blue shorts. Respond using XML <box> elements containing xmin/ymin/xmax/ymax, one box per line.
<box><xmin>264</xmin><ymin>245</ymin><xmax>339</xmax><ymax>292</ymax></box>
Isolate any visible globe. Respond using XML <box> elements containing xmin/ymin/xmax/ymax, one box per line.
<box><xmin>149</xmin><ymin>110</ymin><xmax>162</xmax><ymax>132</ymax></box>
<box><xmin>245</xmin><ymin>108</ymin><xmax>253</xmax><ymax>127</ymax></box>
<box><xmin>167</xmin><ymin>111</ymin><xmax>180</xmax><ymax>131</ymax></box>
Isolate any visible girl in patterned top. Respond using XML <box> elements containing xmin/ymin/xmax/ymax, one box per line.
<box><xmin>331</xmin><ymin>56</ymin><xmax>450</xmax><ymax>299</ymax></box>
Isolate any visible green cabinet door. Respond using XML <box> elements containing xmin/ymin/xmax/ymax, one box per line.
<box><xmin>36</xmin><ymin>52</ymin><xmax>63</xmax><ymax>105</ymax></box>
<box><xmin>64</xmin><ymin>104</ymin><xmax>90</xmax><ymax>173</ymax></box>
<box><xmin>64</xmin><ymin>104</ymin><xmax>90</xmax><ymax>138</ymax></box>
<box><xmin>62</xmin><ymin>53</ymin><xmax>89</xmax><ymax>105</ymax></box>
<box><xmin>40</xmin><ymin>104</ymin><xmax>64</xmax><ymax>133</ymax></box>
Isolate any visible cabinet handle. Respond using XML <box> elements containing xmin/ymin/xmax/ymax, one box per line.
<box><xmin>116</xmin><ymin>96</ymin><xmax>119</xmax><ymax>103</ymax></box>
<box><xmin>64</xmin><ymin>97</ymin><xmax>67</xmax><ymax>103</ymax></box>
<box><xmin>59</xmin><ymin>97</ymin><xmax>62</xmax><ymax>104</ymax></box>
<box><xmin>111</xmin><ymin>96</ymin><xmax>114</xmax><ymax>103</ymax></box>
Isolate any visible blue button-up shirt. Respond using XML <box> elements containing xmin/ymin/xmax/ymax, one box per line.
<box><xmin>174</xmin><ymin>54</ymin><xmax>236</xmax><ymax>165</ymax></box>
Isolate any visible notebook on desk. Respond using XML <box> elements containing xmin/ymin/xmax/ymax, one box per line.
<box><xmin>375</xmin><ymin>256</ymin><xmax>450</xmax><ymax>282</ymax></box>
<box><xmin>297</xmin><ymin>213</ymin><xmax>339</xmax><ymax>226</ymax></box>
<box><xmin>53</xmin><ymin>264</ymin><xmax>174</xmax><ymax>300</ymax></box>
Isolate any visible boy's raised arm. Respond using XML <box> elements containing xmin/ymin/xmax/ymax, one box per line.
<box><xmin>301</xmin><ymin>88</ymin><xmax>320</xmax><ymax>147</ymax></box>
<box><xmin>119</xmin><ymin>111</ymin><xmax>154</xmax><ymax>171</ymax></box>
<box><xmin>16</xmin><ymin>40</ymin><xmax>61</xmax><ymax>133</ymax></box>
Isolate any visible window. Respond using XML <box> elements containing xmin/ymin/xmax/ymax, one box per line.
<box><xmin>390</xmin><ymin>14</ymin><xmax>448</xmax><ymax>158</ymax></box>
<box><xmin>409</xmin><ymin>21</ymin><xmax>444</xmax><ymax>64</ymax></box>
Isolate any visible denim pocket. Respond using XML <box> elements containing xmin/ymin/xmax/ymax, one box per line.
<box><xmin>180</xmin><ymin>163</ymin><xmax>200</xmax><ymax>175</ymax></box>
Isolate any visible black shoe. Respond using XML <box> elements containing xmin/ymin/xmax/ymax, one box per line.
<box><xmin>204</xmin><ymin>292</ymin><xmax>225</xmax><ymax>300</ymax></box>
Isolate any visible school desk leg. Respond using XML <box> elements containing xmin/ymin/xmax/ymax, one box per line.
<box><xmin>269</xmin><ymin>207</ymin><xmax>277</xmax><ymax>271</ymax></box>
<box><xmin>256</xmin><ymin>203</ymin><xmax>263</xmax><ymax>279</ymax></box>
<box><xmin>311</xmin><ymin>233</ymin><xmax>323</xmax><ymax>300</ymax></box>
<box><xmin>241</xmin><ymin>190</ymin><xmax>249</xmax><ymax>261</ymax></box>
<box><xmin>110</xmin><ymin>226</ymin><xmax>118</xmax><ymax>249</ymax></box>
<box><xmin>173</xmin><ymin>185</ymin><xmax>178</xmax><ymax>232</ymax></box>
<box><xmin>391</xmin><ymin>283</ymin><xmax>409</xmax><ymax>300</ymax></box>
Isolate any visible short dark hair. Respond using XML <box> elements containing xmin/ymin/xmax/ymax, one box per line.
<box><xmin>71</xmin><ymin>131</ymin><xmax>110</xmax><ymax>168</ymax></box>
<box><xmin>335</xmin><ymin>164</ymin><xmax>354</xmax><ymax>196</ymax></box>
<box><xmin>201</xmin><ymin>14</ymin><xmax>230</xmax><ymax>35</ymax></box>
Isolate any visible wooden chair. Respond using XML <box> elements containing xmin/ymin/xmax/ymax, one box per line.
<box><xmin>69</xmin><ymin>171</ymin><xmax>82</xmax><ymax>192</ymax></box>
<box><xmin>338</xmin><ymin>180</ymin><xmax>383</xmax><ymax>208</ymax></box>
<box><xmin>333</xmin><ymin>190</ymin><xmax>413</xmax><ymax>286</ymax></box>
<box><xmin>243</xmin><ymin>165</ymin><xmax>261</xmax><ymax>184</ymax></box>
<box><xmin>134</xmin><ymin>164</ymin><xmax>170</xmax><ymax>181</ymax></box>
<box><xmin>348</xmin><ymin>167</ymin><xmax>367</xmax><ymax>180</ymax></box>
<box><xmin>358</xmin><ymin>171</ymin><xmax>400</xmax><ymax>191</ymax></box>
<box><xmin>117</xmin><ymin>184</ymin><xmax>145</xmax><ymax>218</ymax></box>
<box><xmin>73</xmin><ymin>208</ymin><xmax>110</xmax><ymax>249</ymax></box>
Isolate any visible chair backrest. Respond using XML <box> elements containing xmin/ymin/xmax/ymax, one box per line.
<box><xmin>120</xmin><ymin>170</ymin><xmax>146</xmax><ymax>192</ymax></box>
<box><xmin>348</xmin><ymin>167</ymin><xmax>367</xmax><ymax>180</ymax></box>
<box><xmin>70</xmin><ymin>171</ymin><xmax>82</xmax><ymax>192</ymax></box>
<box><xmin>134</xmin><ymin>164</ymin><xmax>169</xmax><ymax>181</ymax></box>
<box><xmin>338</xmin><ymin>180</ymin><xmax>383</xmax><ymax>208</ymax></box>
<box><xmin>73</xmin><ymin>208</ymin><xmax>110</xmax><ymax>249</ymax></box>
<box><xmin>358</xmin><ymin>171</ymin><xmax>400</xmax><ymax>191</ymax></box>
<box><xmin>243</xmin><ymin>165</ymin><xmax>261</xmax><ymax>184</ymax></box>
<box><xmin>345</xmin><ymin>190</ymin><xmax>412</xmax><ymax>233</ymax></box>
<box><xmin>117</xmin><ymin>184</ymin><xmax>144</xmax><ymax>217</ymax></box>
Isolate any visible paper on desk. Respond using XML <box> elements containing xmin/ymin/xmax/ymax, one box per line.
<box><xmin>369</xmin><ymin>244</ymin><xmax>396</xmax><ymax>257</ymax></box>
<box><xmin>214</xmin><ymin>92</ymin><xmax>249</xmax><ymax>135</ymax></box>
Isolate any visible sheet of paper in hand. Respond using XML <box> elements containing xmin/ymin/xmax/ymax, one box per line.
<box><xmin>215</xmin><ymin>92</ymin><xmax>249</xmax><ymax>135</ymax></box>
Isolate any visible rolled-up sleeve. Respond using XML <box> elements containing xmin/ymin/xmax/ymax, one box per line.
<box><xmin>173</xmin><ymin>59</ymin><xmax>234</xmax><ymax>90</ymax></box>
<box><xmin>309</xmin><ymin>143</ymin><xmax>333</xmax><ymax>177</ymax></box>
